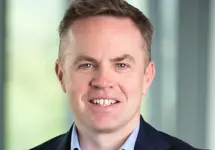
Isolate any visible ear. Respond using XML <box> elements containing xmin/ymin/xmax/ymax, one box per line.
<box><xmin>142</xmin><ymin>61</ymin><xmax>155</xmax><ymax>95</ymax></box>
<box><xmin>55</xmin><ymin>59</ymin><xmax>66</xmax><ymax>93</ymax></box>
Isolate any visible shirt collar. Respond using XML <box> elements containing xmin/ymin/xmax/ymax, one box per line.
<box><xmin>120</xmin><ymin>122</ymin><xmax>140</xmax><ymax>150</ymax></box>
<box><xmin>71</xmin><ymin>123</ymin><xmax>81</xmax><ymax>150</ymax></box>
<box><xmin>71</xmin><ymin>122</ymin><xmax>140</xmax><ymax>150</ymax></box>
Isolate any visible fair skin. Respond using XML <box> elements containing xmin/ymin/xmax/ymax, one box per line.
<box><xmin>55</xmin><ymin>16</ymin><xmax>155</xmax><ymax>150</ymax></box>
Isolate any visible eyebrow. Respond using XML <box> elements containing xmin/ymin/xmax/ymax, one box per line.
<box><xmin>73</xmin><ymin>54</ymin><xmax>136</xmax><ymax>65</ymax></box>
<box><xmin>110</xmin><ymin>54</ymin><xmax>136</xmax><ymax>63</ymax></box>
<box><xmin>73</xmin><ymin>55</ymin><xmax>98</xmax><ymax>65</ymax></box>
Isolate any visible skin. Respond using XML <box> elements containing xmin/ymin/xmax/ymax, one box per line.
<box><xmin>55</xmin><ymin>16</ymin><xmax>155</xmax><ymax>150</ymax></box>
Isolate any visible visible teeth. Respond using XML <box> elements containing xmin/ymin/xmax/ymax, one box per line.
<box><xmin>104</xmin><ymin>99</ymin><xmax>109</xmax><ymax>106</ymax></box>
<box><xmin>110</xmin><ymin>100</ymin><xmax>115</xmax><ymax>104</ymax></box>
<box><xmin>92</xmin><ymin>99</ymin><xmax>117</xmax><ymax>106</ymax></box>
<box><xmin>100</xmin><ymin>99</ymin><xmax>104</xmax><ymax>105</ymax></box>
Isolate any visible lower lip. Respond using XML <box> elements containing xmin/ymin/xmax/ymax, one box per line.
<box><xmin>87</xmin><ymin>101</ymin><xmax>121</xmax><ymax>113</ymax></box>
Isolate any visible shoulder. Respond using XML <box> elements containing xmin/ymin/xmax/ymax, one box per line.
<box><xmin>30</xmin><ymin>124</ymin><xmax>73</xmax><ymax>150</ymax></box>
<box><xmin>159</xmin><ymin>131</ymin><xmax>203</xmax><ymax>150</ymax></box>
<box><xmin>138</xmin><ymin>116</ymin><xmax>205</xmax><ymax>150</ymax></box>
<box><xmin>29</xmin><ymin>133</ymin><xmax>67</xmax><ymax>150</ymax></box>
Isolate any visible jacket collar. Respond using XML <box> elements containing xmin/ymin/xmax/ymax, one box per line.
<box><xmin>56</xmin><ymin>126</ymin><xmax>72</xmax><ymax>150</ymax></box>
<box><xmin>134</xmin><ymin>116</ymin><xmax>170</xmax><ymax>150</ymax></box>
<box><xmin>56</xmin><ymin>116</ymin><xmax>170</xmax><ymax>150</ymax></box>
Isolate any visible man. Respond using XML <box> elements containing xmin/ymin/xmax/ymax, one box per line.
<box><xmin>31</xmin><ymin>0</ymin><xmax>200</xmax><ymax>149</ymax></box>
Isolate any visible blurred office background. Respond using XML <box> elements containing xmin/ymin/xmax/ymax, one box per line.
<box><xmin>0</xmin><ymin>0</ymin><xmax>214</xmax><ymax>149</ymax></box>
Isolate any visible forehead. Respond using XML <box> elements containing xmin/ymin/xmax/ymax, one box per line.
<box><xmin>70</xmin><ymin>15</ymin><xmax>143</xmax><ymax>43</ymax></box>
<box><xmin>72</xmin><ymin>16</ymin><xmax>140</xmax><ymax>33</ymax></box>
<box><xmin>61</xmin><ymin>16</ymin><xmax>146</xmax><ymax>61</ymax></box>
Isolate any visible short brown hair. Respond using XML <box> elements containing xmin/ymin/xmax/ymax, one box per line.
<box><xmin>58</xmin><ymin>0</ymin><xmax>153</xmax><ymax>62</ymax></box>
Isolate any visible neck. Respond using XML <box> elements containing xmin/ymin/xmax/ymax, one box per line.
<box><xmin>75</xmin><ymin>115</ymin><xmax>140</xmax><ymax>150</ymax></box>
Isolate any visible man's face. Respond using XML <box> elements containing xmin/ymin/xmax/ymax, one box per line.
<box><xmin>56</xmin><ymin>16</ymin><xmax>155</xmax><ymax>132</ymax></box>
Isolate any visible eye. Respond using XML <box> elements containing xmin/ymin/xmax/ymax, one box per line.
<box><xmin>79</xmin><ymin>63</ymin><xmax>94</xmax><ymax>69</ymax></box>
<box><xmin>115</xmin><ymin>63</ymin><xmax>129</xmax><ymax>69</ymax></box>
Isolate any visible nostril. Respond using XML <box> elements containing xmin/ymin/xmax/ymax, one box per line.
<box><xmin>90</xmin><ymin>78</ymin><xmax>114</xmax><ymax>89</ymax></box>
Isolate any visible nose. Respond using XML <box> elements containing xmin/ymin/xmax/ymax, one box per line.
<box><xmin>90</xmin><ymin>68</ymin><xmax>115</xmax><ymax>89</ymax></box>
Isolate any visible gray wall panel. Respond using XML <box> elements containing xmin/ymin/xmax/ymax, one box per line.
<box><xmin>0</xmin><ymin>0</ymin><xmax>6</xmax><ymax>149</ymax></box>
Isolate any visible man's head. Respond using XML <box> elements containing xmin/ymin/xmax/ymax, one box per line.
<box><xmin>55</xmin><ymin>0</ymin><xmax>155</xmax><ymax>133</ymax></box>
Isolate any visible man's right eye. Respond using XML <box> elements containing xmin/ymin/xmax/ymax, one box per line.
<box><xmin>79</xmin><ymin>63</ymin><xmax>94</xmax><ymax>69</ymax></box>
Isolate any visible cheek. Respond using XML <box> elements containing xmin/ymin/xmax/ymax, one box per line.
<box><xmin>65</xmin><ymin>73</ymin><xmax>92</xmax><ymax>101</ymax></box>
<box><xmin>122</xmin><ymin>70</ymin><xmax>144</xmax><ymax>90</ymax></box>
<box><xmin>65</xmin><ymin>73</ymin><xmax>92</xmax><ymax>114</ymax></box>
<box><xmin>119</xmin><ymin>73</ymin><xmax>144</xmax><ymax>100</ymax></box>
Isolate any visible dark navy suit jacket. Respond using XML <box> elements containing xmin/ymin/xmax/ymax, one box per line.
<box><xmin>31</xmin><ymin>116</ymin><xmax>203</xmax><ymax>150</ymax></box>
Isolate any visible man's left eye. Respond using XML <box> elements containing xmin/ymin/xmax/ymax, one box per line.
<box><xmin>115</xmin><ymin>63</ymin><xmax>129</xmax><ymax>69</ymax></box>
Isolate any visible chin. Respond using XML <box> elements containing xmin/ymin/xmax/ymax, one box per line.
<box><xmin>89</xmin><ymin>116</ymin><xmax>122</xmax><ymax>132</ymax></box>
<box><xmin>91</xmin><ymin>124</ymin><xmax>120</xmax><ymax>133</ymax></box>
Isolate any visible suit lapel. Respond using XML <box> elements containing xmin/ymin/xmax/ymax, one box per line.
<box><xmin>56</xmin><ymin>124</ymin><xmax>73</xmax><ymax>150</ymax></box>
<box><xmin>134</xmin><ymin>116</ymin><xmax>170</xmax><ymax>150</ymax></box>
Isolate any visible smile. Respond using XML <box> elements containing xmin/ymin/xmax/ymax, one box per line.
<box><xmin>90</xmin><ymin>99</ymin><xmax>118</xmax><ymax>106</ymax></box>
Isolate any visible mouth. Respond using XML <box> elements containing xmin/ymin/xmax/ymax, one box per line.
<box><xmin>89</xmin><ymin>99</ymin><xmax>120</xmax><ymax>106</ymax></box>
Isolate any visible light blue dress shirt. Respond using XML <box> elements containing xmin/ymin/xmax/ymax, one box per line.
<box><xmin>71</xmin><ymin>122</ymin><xmax>140</xmax><ymax>150</ymax></box>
